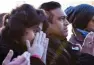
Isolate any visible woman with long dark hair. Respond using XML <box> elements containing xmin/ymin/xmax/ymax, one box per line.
<box><xmin>0</xmin><ymin>4</ymin><xmax>48</xmax><ymax>65</ymax></box>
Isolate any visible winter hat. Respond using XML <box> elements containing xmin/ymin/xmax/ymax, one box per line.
<box><xmin>65</xmin><ymin>6</ymin><xmax>75</xmax><ymax>23</ymax></box>
<box><xmin>66</xmin><ymin>4</ymin><xmax>94</xmax><ymax>29</ymax></box>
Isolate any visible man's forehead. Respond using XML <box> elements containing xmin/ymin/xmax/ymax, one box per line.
<box><xmin>51</xmin><ymin>8</ymin><xmax>67</xmax><ymax>17</ymax></box>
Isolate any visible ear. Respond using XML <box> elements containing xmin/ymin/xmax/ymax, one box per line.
<box><xmin>45</xmin><ymin>11</ymin><xmax>50</xmax><ymax>18</ymax></box>
<box><xmin>37</xmin><ymin>9</ymin><xmax>49</xmax><ymax>18</ymax></box>
<box><xmin>47</xmin><ymin>22</ymin><xmax>53</xmax><ymax>30</ymax></box>
<box><xmin>42</xmin><ymin>9</ymin><xmax>49</xmax><ymax>18</ymax></box>
<box><xmin>40</xmin><ymin>9</ymin><xmax>53</xmax><ymax>20</ymax></box>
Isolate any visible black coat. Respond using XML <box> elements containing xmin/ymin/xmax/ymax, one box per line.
<box><xmin>0</xmin><ymin>34</ymin><xmax>44</xmax><ymax>65</ymax></box>
<box><xmin>46</xmin><ymin>34</ymin><xmax>94</xmax><ymax>65</ymax></box>
<box><xmin>46</xmin><ymin>34</ymin><xmax>74</xmax><ymax>65</ymax></box>
<box><xmin>0</xmin><ymin>35</ymin><xmax>25</xmax><ymax>64</ymax></box>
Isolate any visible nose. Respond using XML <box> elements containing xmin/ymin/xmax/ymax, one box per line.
<box><xmin>64</xmin><ymin>19</ymin><xmax>69</xmax><ymax>26</ymax></box>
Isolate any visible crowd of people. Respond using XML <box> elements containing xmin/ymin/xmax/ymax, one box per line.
<box><xmin>0</xmin><ymin>1</ymin><xmax>94</xmax><ymax>65</ymax></box>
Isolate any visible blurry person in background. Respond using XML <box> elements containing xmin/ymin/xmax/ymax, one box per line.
<box><xmin>65</xmin><ymin>4</ymin><xmax>94</xmax><ymax>65</ymax></box>
<box><xmin>65</xmin><ymin>4</ymin><xmax>94</xmax><ymax>46</ymax></box>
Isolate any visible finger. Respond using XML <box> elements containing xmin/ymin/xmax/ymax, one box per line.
<box><xmin>83</xmin><ymin>32</ymin><xmax>94</xmax><ymax>46</ymax></box>
<box><xmin>37</xmin><ymin>31</ymin><xmax>43</xmax><ymax>44</ymax></box>
<box><xmin>46</xmin><ymin>38</ymin><xmax>49</xmax><ymax>50</ymax></box>
<box><xmin>93</xmin><ymin>34</ymin><xmax>94</xmax><ymax>45</ymax></box>
<box><xmin>26</xmin><ymin>40</ymin><xmax>31</xmax><ymax>51</ymax></box>
<box><xmin>83</xmin><ymin>32</ymin><xmax>94</xmax><ymax>49</ymax></box>
<box><xmin>88</xmin><ymin>32</ymin><xmax>94</xmax><ymax>46</ymax></box>
<box><xmin>86</xmin><ymin>32</ymin><xmax>93</xmax><ymax>40</ymax></box>
<box><xmin>43</xmin><ymin>38</ymin><xmax>49</xmax><ymax>54</ymax></box>
<box><xmin>45</xmin><ymin>38</ymin><xmax>49</xmax><ymax>49</ymax></box>
<box><xmin>87</xmin><ymin>32</ymin><xmax>94</xmax><ymax>43</ymax></box>
<box><xmin>88</xmin><ymin>32</ymin><xmax>94</xmax><ymax>41</ymax></box>
<box><xmin>88</xmin><ymin>32</ymin><xmax>94</xmax><ymax>47</ymax></box>
<box><xmin>22</xmin><ymin>52</ymin><xmax>30</xmax><ymax>65</ymax></box>
<box><xmin>41</xmin><ymin>38</ymin><xmax>49</xmax><ymax>64</ymax></box>
<box><xmin>9</xmin><ymin>56</ymin><xmax>26</xmax><ymax>65</ymax></box>
<box><xmin>46</xmin><ymin>38</ymin><xmax>49</xmax><ymax>45</ymax></box>
<box><xmin>40</xmin><ymin>33</ymin><xmax>46</xmax><ymax>45</ymax></box>
<box><xmin>21</xmin><ymin>60</ymin><xmax>28</xmax><ymax>65</ymax></box>
<box><xmin>33</xmin><ymin>32</ymin><xmax>39</xmax><ymax>45</ymax></box>
<box><xmin>12</xmin><ymin>58</ymin><xmax>17</xmax><ymax>61</ymax></box>
<box><xmin>2</xmin><ymin>50</ymin><xmax>13</xmax><ymax>65</ymax></box>
<box><xmin>22</xmin><ymin>52</ymin><xmax>31</xmax><ymax>61</ymax></box>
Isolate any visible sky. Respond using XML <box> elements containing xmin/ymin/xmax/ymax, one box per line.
<box><xmin>0</xmin><ymin>0</ymin><xmax>94</xmax><ymax>13</ymax></box>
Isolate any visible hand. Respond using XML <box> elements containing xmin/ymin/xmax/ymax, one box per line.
<box><xmin>41</xmin><ymin>38</ymin><xmax>49</xmax><ymax>64</ymax></box>
<box><xmin>26</xmin><ymin>31</ymin><xmax>47</xmax><ymax>59</ymax></box>
<box><xmin>2</xmin><ymin>50</ymin><xmax>28</xmax><ymax>65</ymax></box>
<box><xmin>81</xmin><ymin>32</ymin><xmax>94</xmax><ymax>56</ymax></box>
<box><xmin>22</xmin><ymin>52</ymin><xmax>31</xmax><ymax>65</ymax></box>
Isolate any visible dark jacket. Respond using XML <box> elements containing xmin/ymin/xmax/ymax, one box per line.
<box><xmin>46</xmin><ymin>34</ymin><xmax>74</xmax><ymax>65</ymax></box>
<box><xmin>46</xmin><ymin>34</ymin><xmax>94</xmax><ymax>65</ymax></box>
<box><xmin>0</xmin><ymin>35</ymin><xmax>26</xmax><ymax>64</ymax></box>
<box><xmin>31</xmin><ymin>57</ymin><xmax>45</xmax><ymax>65</ymax></box>
<box><xmin>76</xmin><ymin>53</ymin><xmax>94</xmax><ymax>65</ymax></box>
<box><xmin>0</xmin><ymin>32</ymin><xmax>44</xmax><ymax>65</ymax></box>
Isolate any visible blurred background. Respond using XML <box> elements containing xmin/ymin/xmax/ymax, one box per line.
<box><xmin>1</xmin><ymin>0</ymin><xmax>94</xmax><ymax>39</ymax></box>
<box><xmin>0</xmin><ymin>0</ymin><xmax>94</xmax><ymax>13</ymax></box>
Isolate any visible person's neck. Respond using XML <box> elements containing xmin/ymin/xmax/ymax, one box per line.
<box><xmin>46</xmin><ymin>29</ymin><xmax>66</xmax><ymax>40</ymax></box>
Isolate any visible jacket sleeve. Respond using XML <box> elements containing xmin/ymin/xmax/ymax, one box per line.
<box><xmin>0</xmin><ymin>44</ymin><xmax>10</xmax><ymax>64</ymax></box>
<box><xmin>30</xmin><ymin>56</ymin><xmax>45</xmax><ymax>65</ymax></box>
<box><xmin>76</xmin><ymin>53</ymin><xmax>94</xmax><ymax>65</ymax></box>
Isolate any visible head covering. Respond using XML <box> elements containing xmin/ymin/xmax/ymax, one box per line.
<box><xmin>66</xmin><ymin>4</ymin><xmax>94</xmax><ymax>29</ymax></box>
<box><xmin>65</xmin><ymin>6</ymin><xmax>75</xmax><ymax>23</ymax></box>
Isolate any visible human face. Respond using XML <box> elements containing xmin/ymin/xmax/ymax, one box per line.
<box><xmin>48</xmin><ymin>8</ymin><xmax>69</xmax><ymax>37</ymax></box>
<box><xmin>86</xmin><ymin>16</ymin><xmax>94</xmax><ymax>32</ymax></box>
<box><xmin>24</xmin><ymin>23</ymin><xmax>43</xmax><ymax>42</ymax></box>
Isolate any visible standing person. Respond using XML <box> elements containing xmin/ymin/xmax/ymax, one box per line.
<box><xmin>0</xmin><ymin>4</ymin><xmax>49</xmax><ymax>65</ymax></box>
<box><xmin>65</xmin><ymin>4</ymin><xmax>94</xmax><ymax>65</ymax></box>
<box><xmin>40</xmin><ymin>1</ymin><xmax>73</xmax><ymax>65</ymax></box>
<box><xmin>65</xmin><ymin>4</ymin><xmax>94</xmax><ymax>46</ymax></box>
<box><xmin>40</xmin><ymin>2</ymin><xmax>94</xmax><ymax>65</ymax></box>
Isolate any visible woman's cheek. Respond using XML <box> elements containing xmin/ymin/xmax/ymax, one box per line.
<box><xmin>30</xmin><ymin>31</ymin><xmax>35</xmax><ymax>41</ymax></box>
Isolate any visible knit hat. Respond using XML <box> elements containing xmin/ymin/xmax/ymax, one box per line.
<box><xmin>65</xmin><ymin>6</ymin><xmax>75</xmax><ymax>22</ymax></box>
<box><xmin>66</xmin><ymin>4</ymin><xmax>94</xmax><ymax>29</ymax></box>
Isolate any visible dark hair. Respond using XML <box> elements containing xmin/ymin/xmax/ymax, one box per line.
<box><xmin>66</xmin><ymin>4</ymin><xmax>94</xmax><ymax>30</ymax></box>
<box><xmin>39</xmin><ymin>1</ymin><xmax>61</xmax><ymax>11</ymax></box>
<box><xmin>1</xmin><ymin>4</ymin><xmax>47</xmax><ymax>43</ymax></box>
<box><xmin>39</xmin><ymin>1</ymin><xmax>61</xmax><ymax>23</ymax></box>
<box><xmin>36</xmin><ymin>9</ymin><xmax>49</xmax><ymax>32</ymax></box>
